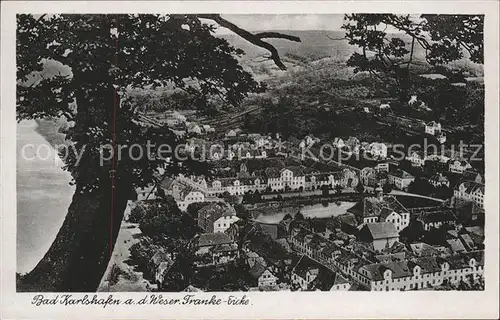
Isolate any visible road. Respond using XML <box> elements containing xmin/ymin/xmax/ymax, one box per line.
<box><xmin>260</xmin><ymin>186</ymin><xmax>444</xmax><ymax>203</ymax></box>
<box><xmin>363</xmin><ymin>185</ymin><xmax>445</xmax><ymax>202</ymax></box>
<box><xmin>389</xmin><ymin>190</ymin><xmax>444</xmax><ymax>202</ymax></box>
<box><xmin>98</xmin><ymin>201</ymin><xmax>156</xmax><ymax>292</ymax></box>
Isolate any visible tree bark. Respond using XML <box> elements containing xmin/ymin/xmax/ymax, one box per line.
<box><xmin>18</xmin><ymin>171</ymin><xmax>133</xmax><ymax>292</ymax></box>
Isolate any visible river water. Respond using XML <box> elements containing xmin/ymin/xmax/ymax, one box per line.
<box><xmin>253</xmin><ymin>201</ymin><xmax>356</xmax><ymax>224</ymax></box>
<box><xmin>16</xmin><ymin>120</ymin><xmax>75</xmax><ymax>274</ymax></box>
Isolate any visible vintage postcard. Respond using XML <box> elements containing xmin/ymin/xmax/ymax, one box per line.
<box><xmin>1</xmin><ymin>1</ymin><xmax>499</xmax><ymax>319</ymax></box>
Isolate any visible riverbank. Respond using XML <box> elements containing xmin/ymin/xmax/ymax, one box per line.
<box><xmin>34</xmin><ymin>117</ymin><xmax>69</xmax><ymax>147</ymax></box>
<box><xmin>17</xmin><ymin>120</ymin><xmax>75</xmax><ymax>274</ymax></box>
<box><xmin>98</xmin><ymin>202</ymin><xmax>156</xmax><ymax>292</ymax></box>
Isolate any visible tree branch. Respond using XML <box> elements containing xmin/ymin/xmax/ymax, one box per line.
<box><xmin>197</xmin><ymin>14</ymin><xmax>300</xmax><ymax>70</ymax></box>
<box><xmin>407</xmin><ymin>36</ymin><xmax>415</xmax><ymax>70</ymax></box>
<box><xmin>29</xmin><ymin>14</ymin><xmax>47</xmax><ymax>31</ymax></box>
<box><xmin>254</xmin><ymin>32</ymin><xmax>300</xmax><ymax>42</ymax></box>
<box><xmin>326</xmin><ymin>35</ymin><xmax>346</xmax><ymax>41</ymax></box>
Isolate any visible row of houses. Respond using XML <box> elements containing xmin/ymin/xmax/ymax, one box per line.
<box><xmin>406</xmin><ymin>150</ymin><xmax>473</xmax><ymax>173</ymax></box>
<box><xmin>454</xmin><ymin>180</ymin><xmax>485</xmax><ymax>209</ymax></box>
<box><xmin>289</xmin><ymin>227</ymin><xmax>484</xmax><ymax>291</ymax></box>
<box><xmin>198</xmin><ymin>203</ymin><xmax>240</xmax><ymax>233</ymax></box>
<box><xmin>168</xmin><ymin>163</ymin><xmax>358</xmax><ymax>197</ymax></box>
<box><xmin>360</xmin><ymin>164</ymin><xmax>416</xmax><ymax>190</ymax></box>
<box><xmin>347</xmin><ymin>187</ymin><xmax>411</xmax><ymax>233</ymax></box>
<box><xmin>136</xmin><ymin>162</ymin><xmax>358</xmax><ymax>210</ymax></box>
<box><xmin>328</xmin><ymin>137</ymin><xmax>388</xmax><ymax>159</ymax></box>
<box><xmin>424</xmin><ymin>121</ymin><xmax>447</xmax><ymax>144</ymax></box>
<box><xmin>192</xmin><ymin>233</ymin><xmax>239</xmax><ymax>266</ymax></box>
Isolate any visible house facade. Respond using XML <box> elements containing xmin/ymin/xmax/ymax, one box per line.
<box><xmin>249</xmin><ymin>263</ymin><xmax>279</xmax><ymax>288</ymax></box>
<box><xmin>194</xmin><ymin>233</ymin><xmax>238</xmax><ymax>266</ymax></box>
<box><xmin>361</xmin><ymin>254</ymin><xmax>484</xmax><ymax>291</ymax></box>
<box><xmin>176</xmin><ymin>189</ymin><xmax>205</xmax><ymax>211</ymax></box>
<box><xmin>345</xmin><ymin>137</ymin><xmax>361</xmax><ymax>154</ymax></box>
<box><xmin>454</xmin><ymin>181</ymin><xmax>485</xmax><ymax>209</ymax></box>
<box><xmin>347</xmin><ymin>190</ymin><xmax>411</xmax><ymax>232</ymax></box>
<box><xmin>332</xmin><ymin>137</ymin><xmax>345</xmax><ymax>149</ymax></box>
<box><xmin>136</xmin><ymin>185</ymin><xmax>157</xmax><ymax>201</ymax></box>
<box><xmin>449</xmin><ymin>159</ymin><xmax>472</xmax><ymax>174</ymax></box>
<box><xmin>198</xmin><ymin>203</ymin><xmax>231</xmax><ymax>233</ymax></box>
<box><xmin>427</xmin><ymin>173</ymin><xmax>450</xmax><ymax>188</ymax></box>
<box><xmin>425</xmin><ymin>121</ymin><xmax>442</xmax><ymax>136</ymax></box>
<box><xmin>388</xmin><ymin>169</ymin><xmax>415</xmax><ymax>190</ymax></box>
<box><xmin>289</xmin><ymin>227</ymin><xmax>484</xmax><ymax>291</ymax></box>
<box><xmin>407</xmin><ymin>151</ymin><xmax>426</xmax><ymax>167</ymax></box>
<box><xmin>366</xmin><ymin>142</ymin><xmax>388</xmax><ymax>159</ymax></box>
<box><xmin>213</xmin><ymin>214</ymin><xmax>240</xmax><ymax>233</ymax></box>
<box><xmin>417</xmin><ymin>210</ymin><xmax>456</xmax><ymax>231</ymax></box>
<box><xmin>358</xmin><ymin>222</ymin><xmax>400</xmax><ymax>252</ymax></box>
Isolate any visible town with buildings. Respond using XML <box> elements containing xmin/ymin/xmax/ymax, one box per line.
<box><xmin>59</xmin><ymin>15</ymin><xmax>487</xmax><ymax>292</ymax></box>
<box><xmin>8</xmin><ymin>6</ymin><xmax>499</xmax><ymax>320</ymax></box>
<box><xmin>119</xmin><ymin>86</ymin><xmax>485</xmax><ymax>292</ymax></box>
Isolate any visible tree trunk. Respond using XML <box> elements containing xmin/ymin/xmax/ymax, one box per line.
<box><xmin>18</xmin><ymin>171</ymin><xmax>133</xmax><ymax>292</ymax></box>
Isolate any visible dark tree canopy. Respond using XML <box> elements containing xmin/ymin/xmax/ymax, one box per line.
<box><xmin>18</xmin><ymin>14</ymin><xmax>262</xmax><ymax>192</ymax></box>
<box><xmin>16</xmin><ymin>14</ymin><xmax>298</xmax><ymax>291</ymax></box>
<box><xmin>341</xmin><ymin>14</ymin><xmax>483</xmax><ymax>98</ymax></box>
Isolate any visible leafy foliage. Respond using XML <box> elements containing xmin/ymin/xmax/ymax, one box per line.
<box><xmin>17</xmin><ymin>14</ymin><xmax>265</xmax><ymax>194</ymax></box>
<box><xmin>342</xmin><ymin>14</ymin><xmax>484</xmax><ymax>99</ymax></box>
<box><xmin>382</xmin><ymin>183</ymin><xmax>393</xmax><ymax>194</ymax></box>
<box><xmin>128</xmin><ymin>204</ymin><xmax>146</xmax><ymax>223</ymax></box>
<box><xmin>138</xmin><ymin>196</ymin><xmax>200</xmax><ymax>239</ymax></box>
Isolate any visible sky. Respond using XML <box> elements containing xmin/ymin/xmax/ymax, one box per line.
<box><xmin>210</xmin><ymin>14</ymin><xmax>346</xmax><ymax>34</ymax></box>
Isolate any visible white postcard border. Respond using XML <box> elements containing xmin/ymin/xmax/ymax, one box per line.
<box><xmin>1</xmin><ymin>1</ymin><xmax>499</xmax><ymax>319</ymax></box>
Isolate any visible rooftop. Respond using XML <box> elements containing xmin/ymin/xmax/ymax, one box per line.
<box><xmin>363</xmin><ymin>222</ymin><xmax>399</xmax><ymax>240</ymax></box>
<box><xmin>248</xmin><ymin>262</ymin><xmax>270</xmax><ymax>280</ymax></box>
<box><xmin>197</xmin><ymin>233</ymin><xmax>233</xmax><ymax>247</ymax></box>
<box><xmin>455</xmin><ymin>180</ymin><xmax>484</xmax><ymax>194</ymax></box>
<box><xmin>348</xmin><ymin>195</ymin><xmax>409</xmax><ymax>218</ymax></box>
<box><xmin>390</xmin><ymin>169</ymin><xmax>414</xmax><ymax>179</ymax></box>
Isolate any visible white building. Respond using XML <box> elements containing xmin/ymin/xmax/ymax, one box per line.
<box><xmin>348</xmin><ymin>189</ymin><xmax>411</xmax><ymax>232</ymax></box>
<box><xmin>427</xmin><ymin>173</ymin><xmax>450</xmax><ymax>188</ymax></box>
<box><xmin>290</xmin><ymin>227</ymin><xmax>484</xmax><ymax>292</ymax></box>
<box><xmin>213</xmin><ymin>214</ymin><xmax>240</xmax><ymax>233</ymax></box>
<box><xmin>291</xmin><ymin>255</ymin><xmax>351</xmax><ymax>291</ymax></box>
<box><xmin>187</xmin><ymin>122</ymin><xmax>202</xmax><ymax>134</ymax></box>
<box><xmin>388</xmin><ymin>169</ymin><xmax>415</xmax><ymax>190</ymax></box>
<box><xmin>268</xmin><ymin>167</ymin><xmax>306</xmax><ymax>191</ymax></box>
<box><xmin>367</xmin><ymin>142</ymin><xmax>388</xmax><ymax>159</ymax></box>
<box><xmin>202</xmin><ymin>166</ymin><xmax>346</xmax><ymax>196</ymax></box>
<box><xmin>345</xmin><ymin>137</ymin><xmax>361</xmax><ymax>154</ymax></box>
<box><xmin>332</xmin><ymin>137</ymin><xmax>345</xmax><ymax>149</ymax></box>
<box><xmin>136</xmin><ymin>185</ymin><xmax>157</xmax><ymax>201</ymax></box>
<box><xmin>375</xmin><ymin>162</ymin><xmax>389</xmax><ymax>172</ymax></box>
<box><xmin>249</xmin><ymin>263</ymin><xmax>279</xmax><ymax>288</ymax></box>
<box><xmin>449</xmin><ymin>159</ymin><xmax>472</xmax><ymax>174</ymax></box>
<box><xmin>454</xmin><ymin>181</ymin><xmax>484</xmax><ymax>209</ymax></box>
<box><xmin>176</xmin><ymin>187</ymin><xmax>205</xmax><ymax>211</ymax></box>
<box><xmin>202</xmin><ymin>124</ymin><xmax>215</xmax><ymax>133</ymax></box>
<box><xmin>406</xmin><ymin>151</ymin><xmax>427</xmax><ymax>167</ymax></box>
<box><xmin>437</xmin><ymin>132</ymin><xmax>447</xmax><ymax>144</ymax></box>
<box><xmin>305</xmin><ymin>135</ymin><xmax>316</xmax><ymax>146</ymax></box>
<box><xmin>425</xmin><ymin>121</ymin><xmax>442</xmax><ymax>136</ymax></box>
<box><xmin>226</xmin><ymin>128</ymin><xmax>242</xmax><ymax>137</ymax></box>
<box><xmin>362</xmin><ymin>253</ymin><xmax>484</xmax><ymax>291</ymax></box>
<box><xmin>379</xmin><ymin>208</ymin><xmax>409</xmax><ymax>233</ymax></box>
<box><xmin>164</xmin><ymin>111</ymin><xmax>187</xmax><ymax>126</ymax></box>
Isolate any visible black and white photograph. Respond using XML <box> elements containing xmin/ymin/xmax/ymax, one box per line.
<box><xmin>1</xmin><ymin>1</ymin><xmax>499</xmax><ymax>319</ymax></box>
